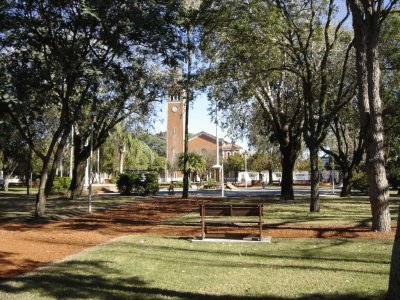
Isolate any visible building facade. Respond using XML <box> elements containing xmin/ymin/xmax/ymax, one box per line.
<box><xmin>165</xmin><ymin>87</ymin><xmax>243</xmax><ymax>182</ymax></box>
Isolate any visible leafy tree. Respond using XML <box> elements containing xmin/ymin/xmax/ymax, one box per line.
<box><xmin>134</xmin><ymin>130</ymin><xmax>167</xmax><ymax>157</ymax></box>
<box><xmin>199</xmin><ymin>1</ymin><xmax>304</xmax><ymax>200</ymax></box>
<box><xmin>224</xmin><ymin>153</ymin><xmax>244</xmax><ymax>182</ymax></box>
<box><xmin>248</xmin><ymin>150</ymin><xmax>280</xmax><ymax>184</ymax></box>
<box><xmin>99</xmin><ymin>124</ymin><xmax>164</xmax><ymax>179</ymax></box>
<box><xmin>177</xmin><ymin>152</ymin><xmax>205</xmax><ymax>182</ymax></box>
<box><xmin>0</xmin><ymin>0</ymin><xmax>181</xmax><ymax>216</ymax></box>
<box><xmin>273</xmin><ymin>0</ymin><xmax>355</xmax><ymax>212</ymax></box>
<box><xmin>0</xmin><ymin>120</ymin><xmax>29</xmax><ymax>191</ymax></box>
<box><xmin>347</xmin><ymin>0</ymin><xmax>397</xmax><ymax>233</ymax></box>
<box><xmin>320</xmin><ymin>99</ymin><xmax>365</xmax><ymax>197</ymax></box>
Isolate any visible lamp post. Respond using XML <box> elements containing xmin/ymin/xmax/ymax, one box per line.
<box><xmin>332</xmin><ymin>158</ymin><xmax>335</xmax><ymax>194</ymax></box>
<box><xmin>221</xmin><ymin>141</ymin><xmax>225</xmax><ymax>197</ymax></box>
<box><xmin>244</xmin><ymin>150</ymin><xmax>248</xmax><ymax>188</ymax></box>
<box><xmin>88</xmin><ymin>110</ymin><xmax>96</xmax><ymax>213</ymax></box>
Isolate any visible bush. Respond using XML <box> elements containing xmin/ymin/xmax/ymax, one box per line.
<box><xmin>52</xmin><ymin>177</ymin><xmax>71</xmax><ymax>193</ymax></box>
<box><xmin>109</xmin><ymin>177</ymin><xmax>118</xmax><ymax>184</ymax></box>
<box><xmin>388</xmin><ymin>168</ymin><xmax>400</xmax><ymax>189</ymax></box>
<box><xmin>117</xmin><ymin>172</ymin><xmax>159</xmax><ymax>196</ymax></box>
<box><xmin>172</xmin><ymin>181</ymin><xmax>183</xmax><ymax>188</ymax></box>
<box><xmin>352</xmin><ymin>172</ymin><xmax>368</xmax><ymax>192</ymax></box>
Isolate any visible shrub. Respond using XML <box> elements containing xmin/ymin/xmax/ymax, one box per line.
<box><xmin>352</xmin><ymin>172</ymin><xmax>368</xmax><ymax>192</ymax></box>
<box><xmin>388</xmin><ymin>168</ymin><xmax>400</xmax><ymax>190</ymax></box>
<box><xmin>52</xmin><ymin>177</ymin><xmax>72</xmax><ymax>193</ymax></box>
<box><xmin>117</xmin><ymin>172</ymin><xmax>159</xmax><ymax>196</ymax></box>
<box><xmin>172</xmin><ymin>181</ymin><xmax>183</xmax><ymax>188</ymax></box>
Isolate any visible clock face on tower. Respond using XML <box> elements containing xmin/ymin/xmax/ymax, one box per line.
<box><xmin>171</xmin><ymin>106</ymin><xmax>178</xmax><ymax>112</ymax></box>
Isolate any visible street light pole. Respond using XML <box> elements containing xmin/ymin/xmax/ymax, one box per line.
<box><xmin>221</xmin><ymin>141</ymin><xmax>224</xmax><ymax>197</ymax></box>
<box><xmin>244</xmin><ymin>151</ymin><xmax>248</xmax><ymax>188</ymax></box>
<box><xmin>88</xmin><ymin>110</ymin><xmax>96</xmax><ymax>213</ymax></box>
<box><xmin>332</xmin><ymin>158</ymin><xmax>335</xmax><ymax>194</ymax></box>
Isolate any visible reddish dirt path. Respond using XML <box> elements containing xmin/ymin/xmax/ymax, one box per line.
<box><xmin>0</xmin><ymin>196</ymin><xmax>395</xmax><ymax>279</ymax></box>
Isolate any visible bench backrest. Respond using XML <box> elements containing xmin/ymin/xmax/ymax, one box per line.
<box><xmin>200</xmin><ymin>204</ymin><xmax>263</xmax><ymax>217</ymax></box>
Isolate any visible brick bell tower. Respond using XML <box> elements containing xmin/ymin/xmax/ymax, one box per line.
<box><xmin>166</xmin><ymin>85</ymin><xmax>186</xmax><ymax>181</ymax></box>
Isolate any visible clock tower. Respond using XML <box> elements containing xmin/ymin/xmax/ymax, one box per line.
<box><xmin>166</xmin><ymin>85</ymin><xmax>186</xmax><ymax>180</ymax></box>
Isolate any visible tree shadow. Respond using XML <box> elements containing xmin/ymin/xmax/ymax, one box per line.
<box><xmin>0</xmin><ymin>258</ymin><xmax>384</xmax><ymax>300</ymax></box>
<box><xmin>0</xmin><ymin>251</ymin><xmax>45</xmax><ymax>279</ymax></box>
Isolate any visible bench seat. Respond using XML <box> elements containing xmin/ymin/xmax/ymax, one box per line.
<box><xmin>200</xmin><ymin>203</ymin><xmax>264</xmax><ymax>240</ymax></box>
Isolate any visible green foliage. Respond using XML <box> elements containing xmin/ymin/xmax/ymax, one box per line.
<box><xmin>206</xmin><ymin>178</ymin><xmax>216</xmax><ymax>184</ymax></box>
<box><xmin>352</xmin><ymin>172</ymin><xmax>369</xmax><ymax>192</ymax></box>
<box><xmin>51</xmin><ymin>177</ymin><xmax>72</xmax><ymax>193</ymax></box>
<box><xmin>172</xmin><ymin>181</ymin><xmax>184</xmax><ymax>188</ymax></box>
<box><xmin>225</xmin><ymin>153</ymin><xmax>244</xmax><ymax>173</ymax></box>
<box><xmin>176</xmin><ymin>152</ymin><xmax>206</xmax><ymax>174</ymax></box>
<box><xmin>388</xmin><ymin>168</ymin><xmax>400</xmax><ymax>190</ymax></box>
<box><xmin>116</xmin><ymin>172</ymin><xmax>159</xmax><ymax>196</ymax></box>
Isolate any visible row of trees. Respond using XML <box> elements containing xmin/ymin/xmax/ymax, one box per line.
<box><xmin>1</xmin><ymin>1</ymin><xmax>400</xmax><ymax>297</ymax></box>
<box><xmin>0</xmin><ymin>0</ymin><xmax>185</xmax><ymax>216</ymax></box>
<box><xmin>193</xmin><ymin>1</ymin><xmax>400</xmax><ymax>296</ymax></box>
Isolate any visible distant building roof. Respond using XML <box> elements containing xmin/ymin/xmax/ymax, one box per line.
<box><xmin>188</xmin><ymin>131</ymin><xmax>243</xmax><ymax>151</ymax></box>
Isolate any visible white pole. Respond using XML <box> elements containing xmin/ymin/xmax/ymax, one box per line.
<box><xmin>97</xmin><ymin>148</ymin><xmax>100</xmax><ymax>183</ymax></box>
<box><xmin>221</xmin><ymin>141</ymin><xmax>224</xmax><ymax>197</ymax></box>
<box><xmin>88</xmin><ymin>121</ymin><xmax>94</xmax><ymax>213</ymax></box>
<box><xmin>70</xmin><ymin>126</ymin><xmax>74</xmax><ymax>178</ymax></box>
<box><xmin>215</xmin><ymin>105</ymin><xmax>219</xmax><ymax>166</ymax></box>
<box><xmin>245</xmin><ymin>151</ymin><xmax>248</xmax><ymax>188</ymax></box>
<box><xmin>332</xmin><ymin>159</ymin><xmax>335</xmax><ymax>194</ymax></box>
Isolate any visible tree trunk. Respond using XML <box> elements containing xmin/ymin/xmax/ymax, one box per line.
<box><xmin>45</xmin><ymin>132</ymin><xmax>69</xmax><ymax>196</ymax></box>
<box><xmin>340</xmin><ymin>171</ymin><xmax>353</xmax><ymax>197</ymax></box>
<box><xmin>280</xmin><ymin>145</ymin><xmax>298</xmax><ymax>200</ymax></box>
<box><xmin>35</xmin><ymin>171</ymin><xmax>48</xmax><ymax>217</ymax></box>
<box><xmin>69</xmin><ymin>131</ymin><xmax>90</xmax><ymax>199</ymax></box>
<box><xmin>69</xmin><ymin>158</ymin><xmax>87</xmax><ymax>199</ymax></box>
<box><xmin>309</xmin><ymin>147</ymin><xmax>320</xmax><ymax>212</ymax></box>
<box><xmin>349</xmin><ymin>0</ymin><xmax>391</xmax><ymax>233</ymax></box>
<box><xmin>387</xmin><ymin>205</ymin><xmax>400</xmax><ymax>300</ymax></box>
<box><xmin>268</xmin><ymin>168</ymin><xmax>273</xmax><ymax>185</ymax></box>
<box><xmin>119</xmin><ymin>147</ymin><xmax>125</xmax><ymax>174</ymax></box>
<box><xmin>3</xmin><ymin>175</ymin><xmax>10</xmax><ymax>192</ymax></box>
<box><xmin>26</xmin><ymin>149</ymin><xmax>32</xmax><ymax>195</ymax></box>
<box><xmin>365</xmin><ymin>29</ymin><xmax>391</xmax><ymax>232</ymax></box>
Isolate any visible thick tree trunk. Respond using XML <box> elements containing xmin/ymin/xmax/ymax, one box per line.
<box><xmin>365</xmin><ymin>31</ymin><xmax>391</xmax><ymax>232</ymax></box>
<box><xmin>280</xmin><ymin>145</ymin><xmax>298</xmax><ymax>200</ymax></box>
<box><xmin>69</xmin><ymin>131</ymin><xmax>90</xmax><ymax>199</ymax></box>
<box><xmin>349</xmin><ymin>1</ymin><xmax>391</xmax><ymax>232</ymax></box>
<box><xmin>3</xmin><ymin>175</ymin><xmax>10</xmax><ymax>192</ymax></box>
<box><xmin>340</xmin><ymin>171</ymin><xmax>353</xmax><ymax>197</ymax></box>
<box><xmin>309</xmin><ymin>147</ymin><xmax>320</xmax><ymax>212</ymax></box>
<box><xmin>70</xmin><ymin>155</ymin><xmax>87</xmax><ymax>199</ymax></box>
<box><xmin>35</xmin><ymin>171</ymin><xmax>48</xmax><ymax>217</ymax></box>
<box><xmin>45</xmin><ymin>133</ymin><xmax>69</xmax><ymax>196</ymax></box>
<box><xmin>387</xmin><ymin>205</ymin><xmax>400</xmax><ymax>300</ymax></box>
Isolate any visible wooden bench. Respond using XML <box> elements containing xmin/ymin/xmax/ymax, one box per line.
<box><xmin>199</xmin><ymin>203</ymin><xmax>264</xmax><ymax>240</ymax></box>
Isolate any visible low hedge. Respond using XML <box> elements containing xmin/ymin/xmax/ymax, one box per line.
<box><xmin>117</xmin><ymin>172</ymin><xmax>159</xmax><ymax>196</ymax></box>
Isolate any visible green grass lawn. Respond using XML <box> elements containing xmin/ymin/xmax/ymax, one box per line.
<box><xmin>0</xmin><ymin>192</ymin><xmax>147</xmax><ymax>222</ymax></box>
<box><xmin>166</xmin><ymin>196</ymin><xmax>400</xmax><ymax>228</ymax></box>
<box><xmin>0</xmin><ymin>236</ymin><xmax>392</xmax><ymax>299</ymax></box>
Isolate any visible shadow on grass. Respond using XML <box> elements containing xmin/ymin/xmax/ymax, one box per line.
<box><xmin>0</xmin><ymin>251</ymin><xmax>45</xmax><ymax>279</ymax></box>
<box><xmin>0</xmin><ymin>259</ymin><xmax>384</xmax><ymax>300</ymax></box>
<box><xmin>104</xmin><ymin>240</ymin><xmax>389</xmax><ymax>275</ymax></box>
